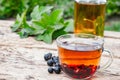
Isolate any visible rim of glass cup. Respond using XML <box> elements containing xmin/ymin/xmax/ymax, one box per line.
<box><xmin>56</xmin><ymin>33</ymin><xmax>104</xmax><ymax>51</ymax></box>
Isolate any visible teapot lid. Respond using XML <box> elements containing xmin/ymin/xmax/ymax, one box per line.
<box><xmin>75</xmin><ymin>0</ymin><xmax>106</xmax><ymax>4</ymax></box>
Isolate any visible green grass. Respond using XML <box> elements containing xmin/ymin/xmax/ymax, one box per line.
<box><xmin>105</xmin><ymin>22</ymin><xmax>120</xmax><ymax>32</ymax></box>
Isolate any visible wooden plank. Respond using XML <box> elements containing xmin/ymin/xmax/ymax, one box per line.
<box><xmin>0</xmin><ymin>20</ymin><xmax>120</xmax><ymax>80</ymax></box>
<box><xmin>104</xmin><ymin>31</ymin><xmax>120</xmax><ymax>39</ymax></box>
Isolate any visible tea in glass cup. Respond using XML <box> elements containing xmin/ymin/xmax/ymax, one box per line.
<box><xmin>56</xmin><ymin>34</ymin><xmax>113</xmax><ymax>79</ymax></box>
<box><xmin>74</xmin><ymin>0</ymin><xmax>106</xmax><ymax>36</ymax></box>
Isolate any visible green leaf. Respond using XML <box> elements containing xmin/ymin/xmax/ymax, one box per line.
<box><xmin>50</xmin><ymin>9</ymin><xmax>63</xmax><ymax>24</ymax></box>
<box><xmin>18</xmin><ymin>29</ymin><xmax>29</xmax><ymax>38</ymax></box>
<box><xmin>23</xmin><ymin>21</ymin><xmax>35</xmax><ymax>35</ymax></box>
<box><xmin>36</xmin><ymin>29</ymin><xmax>55</xmax><ymax>43</ymax></box>
<box><xmin>31</xmin><ymin>5</ymin><xmax>53</xmax><ymax>20</ymax></box>
<box><xmin>31</xmin><ymin>20</ymin><xmax>46</xmax><ymax>35</ymax></box>
<box><xmin>18</xmin><ymin>20</ymin><xmax>35</xmax><ymax>38</ymax></box>
<box><xmin>52</xmin><ymin>28</ymin><xmax>67</xmax><ymax>39</ymax></box>
<box><xmin>38</xmin><ymin>13</ymin><xmax>51</xmax><ymax>27</ymax></box>
<box><xmin>64</xmin><ymin>19</ymin><xmax>74</xmax><ymax>32</ymax></box>
<box><xmin>11</xmin><ymin>9</ymin><xmax>27</xmax><ymax>32</ymax></box>
<box><xmin>35</xmin><ymin>9</ymin><xmax>63</xmax><ymax>28</ymax></box>
<box><xmin>11</xmin><ymin>5</ymin><xmax>70</xmax><ymax>44</ymax></box>
<box><xmin>53</xmin><ymin>24</ymin><xmax>64</xmax><ymax>30</ymax></box>
<box><xmin>11</xmin><ymin>14</ymin><xmax>21</xmax><ymax>32</ymax></box>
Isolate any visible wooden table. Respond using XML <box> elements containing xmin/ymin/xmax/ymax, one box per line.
<box><xmin>0</xmin><ymin>20</ymin><xmax>120</xmax><ymax>80</ymax></box>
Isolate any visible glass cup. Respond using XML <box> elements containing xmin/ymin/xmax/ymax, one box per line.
<box><xmin>74</xmin><ymin>0</ymin><xmax>106</xmax><ymax>36</ymax></box>
<box><xmin>56</xmin><ymin>33</ymin><xmax>113</xmax><ymax>79</ymax></box>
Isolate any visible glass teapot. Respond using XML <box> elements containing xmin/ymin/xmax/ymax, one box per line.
<box><xmin>74</xmin><ymin>0</ymin><xmax>107</xmax><ymax>36</ymax></box>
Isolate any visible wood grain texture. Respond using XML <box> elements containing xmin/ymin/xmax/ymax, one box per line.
<box><xmin>0</xmin><ymin>20</ymin><xmax>120</xmax><ymax>80</ymax></box>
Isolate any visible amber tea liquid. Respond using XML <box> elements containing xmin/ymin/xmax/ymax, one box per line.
<box><xmin>74</xmin><ymin>1</ymin><xmax>106</xmax><ymax>36</ymax></box>
<box><xmin>58</xmin><ymin>43</ymin><xmax>102</xmax><ymax>79</ymax></box>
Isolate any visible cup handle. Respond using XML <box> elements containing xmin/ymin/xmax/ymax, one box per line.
<box><xmin>98</xmin><ymin>49</ymin><xmax>113</xmax><ymax>71</ymax></box>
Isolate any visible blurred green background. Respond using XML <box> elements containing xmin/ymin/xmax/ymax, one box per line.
<box><xmin>0</xmin><ymin>0</ymin><xmax>120</xmax><ymax>32</ymax></box>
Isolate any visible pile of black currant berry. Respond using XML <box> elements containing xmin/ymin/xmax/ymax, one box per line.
<box><xmin>44</xmin><ymin>53</ymin><xmax>61</xmax><ymax>74</ymax></box>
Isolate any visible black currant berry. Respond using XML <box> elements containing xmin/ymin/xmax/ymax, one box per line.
<box><xmin>53</xmin><ymin>67</ymin><xmax>61</xmax><ymax>74</ymax></box>
<box><xmin>44</xmin><ymin>53</ymin><xmax>52</xmax><ymax>61</ymax></box>
<box><xmin>48</xmin><ymin>67</ymin><xmax>53</xmax><ymax>73</ymax></box>
<box><xmin>47</xmin><ymin>59</ymin><xmax>54</xmax><ymax>66</ymax></box>
<box><xmin>44</xmin><ymin>53</ymin><xmax>62</xmax><ymax>74</ymax></box>
<box><xmin>55</xmin><ymin>63</ymin><xmax>61</xmax><ymax>69</ymax></box>
<box><xmin>52</xmin><ymin>56</ymin><xmax>59</xmax><ymax>63</ymax></box>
